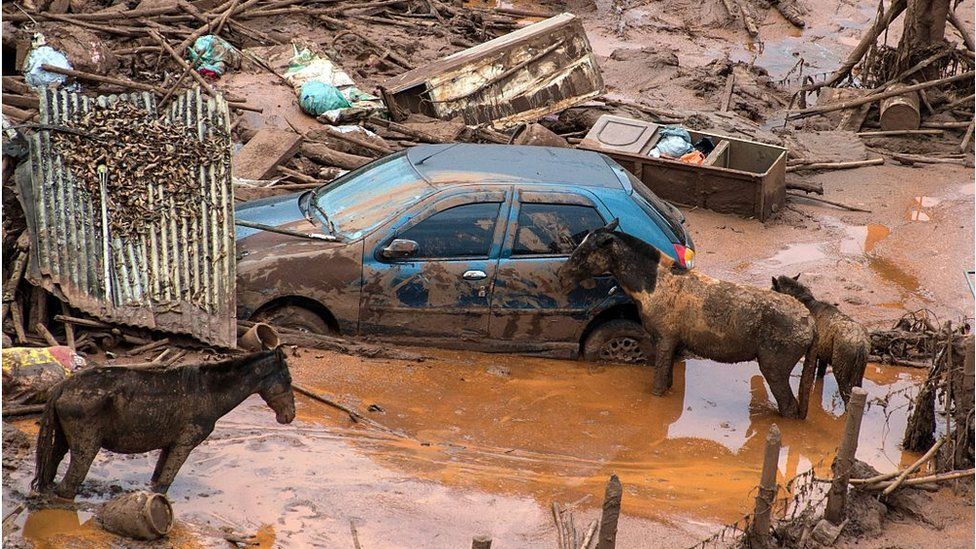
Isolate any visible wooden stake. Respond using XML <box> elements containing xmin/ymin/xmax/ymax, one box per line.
<box><xmin>10</xmin><ymin>298</ymin><xmax>28</xmax><ymax>344</ymax></box>
<box><xmin>59</xmin><ymin>301</ymin><xmax>75</xmax><ymax>351</ymax></box>
<box><xmin>751</xmin><ymin>424</ymin><xmax>781</xmax><ymax>538</ymax></box>
<box><xmin>721</xmin><ymin>73</ymin><xmax>735</xmax><ymax>112</ymax></box>
<box><xmin>596</xmin><ymin>474</ymin><xmax>622</xmax><ymax>549</ymax></box>
<box><xmin>825</xmin><ymin>387</ymin><xmax>867</xmax><ymax>525</ymax></box>
<box><xmin>960</xmin><ymin>120</ymin><xmax>974</xmax><ymax>152</ymax></box>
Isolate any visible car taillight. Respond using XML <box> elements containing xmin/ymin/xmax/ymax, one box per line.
<box><xmin>673</xmin><ymin>244</ymin><xmax>695</xmax><ymax>269</ymax></box>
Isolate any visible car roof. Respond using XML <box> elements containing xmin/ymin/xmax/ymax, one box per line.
<box><xmin>405</xmin><ymin>144</ymin><xmax>625</xmax><ymax>188</ymax></box>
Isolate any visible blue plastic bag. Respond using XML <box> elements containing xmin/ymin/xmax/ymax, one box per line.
<box><xmin>649</xmin><ymin>126</ymin><xmax>694</xmax><ymax>158</ymax></box>
<box><xmin>299</xmin><ymin>81</ymin><xmax>352</xmax><ymax>116</ymax></box>
<box><xmin>187</xmin><ymin>35</ymin><xmax>241</xmax><ymax>77</ymax></box>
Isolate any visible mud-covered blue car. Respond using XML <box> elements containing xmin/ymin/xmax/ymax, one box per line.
<box><xmin>235</xmin><ymin>144</ymin><xmax>693</xmax><ymax>363</ymax></box>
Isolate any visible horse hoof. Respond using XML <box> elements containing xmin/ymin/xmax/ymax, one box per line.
<box><xmin>651</xmin><ymin>388</ymin><xmax>667</xmax><ymax>397</ymax></box>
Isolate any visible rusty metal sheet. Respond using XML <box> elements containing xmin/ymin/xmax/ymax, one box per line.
<box><xmin>21</xmin><ymin>88</ymin><xmax>236</xmax><ymax>346</ymax></box>
<box><xmin>579</xmin><ymin>114</ymin><xmax>788</xmax><ymax>221</ymax></box>
<box><xmin>381</xmin><ymin>13</ymin><xmax>604</xmax><ymax>128</ymax></box>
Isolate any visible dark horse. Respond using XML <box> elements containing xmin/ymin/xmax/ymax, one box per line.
<box><xmin>772</xmin><ymin>274</ymin><xmax>870</xmax><ymax>405</ymax></box>
<box><xmin>558</xmin><ymin>220</ymin><xmax>817</xmax><ymax>418</ymax></box>
<box><xmin>33</xmin><ymin>348</ymin><xmax>295</xmax><ymax>499</ymax></box>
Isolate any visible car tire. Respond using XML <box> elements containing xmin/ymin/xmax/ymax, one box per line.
<box><xmin>252</xmin><ymin>305</ymin><xmax>333</xmax><ymax>335</ymax></box>
<box><xmin>582</xmin><ymin>319</ymin><xmax>653</xmax><ymax>364</ymax></box>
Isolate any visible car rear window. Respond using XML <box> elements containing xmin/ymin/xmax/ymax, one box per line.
<box><xmin>315</xmin><ymin>153</ymin><xmax>432</xmax><ymax>239</ymax></box>
<box><xmin>513</xmin><ymin>203</ymin><xmax>605</xmax><ymax>256</ymax></box>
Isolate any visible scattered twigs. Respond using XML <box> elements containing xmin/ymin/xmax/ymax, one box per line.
<box><xmin>787</xmin><ymin>192</ymin><xmax>871</xmax><ymax>213</ymax></box>
<box><xmin>789</xmin><ymin>71</ymin><xmax>975</xmax><ymax>119</ymax></box>
<box><xmin>881</xmin><ymin>436</ymin><xmax>947</xmax><ymax>496</ymax></box>
<box><xmin>858</xmin><ymin>468</ymin><xmax>975</xmax><ymax>491</ymax></box>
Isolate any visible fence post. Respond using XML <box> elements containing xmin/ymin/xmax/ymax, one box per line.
<box><xmin>596</xmin><ymin>473</ymin><xmax>622</xmax><ymax>549</ymax></box>
<box><xmin>824</xmin><ymin>387</ymin><xmax>868</xmax><ymax>524</ymax></box>
<box><xmin>751</xmin><ymin>424</ymin><xmax>782</xmax><ymax>538</ymax></box>
<box><xmin>471</xmin><ymin>535</ymin><xmax>492</xmax><ymax>549</ymax></box>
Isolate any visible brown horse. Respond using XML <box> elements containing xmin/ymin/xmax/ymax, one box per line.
<box><xmin>33</xmin><ymin>348</ymin><xmax>295</xmax><ymax>499</ymax></box>
<box><xmin>772</xmin><ymin>274</ymin><xmax>869</xmax><ymax>405</ymax></box>
<box><xmin>558</xmin><ymin>220</ymin><xmax>817</xmax><ymax>418</ymax></box>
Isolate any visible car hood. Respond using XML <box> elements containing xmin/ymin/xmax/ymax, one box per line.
<box><xmin>234</xmin><ymin>192</ymin><xmax>307</xmax><ymax>240</ymax></box>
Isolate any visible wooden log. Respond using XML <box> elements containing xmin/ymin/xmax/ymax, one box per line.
<box><xmin>309</xmin><ymin>125</ymin><xmax>393</xmax><ymax>156</ymax></box>
<box><xmin>961</xmin><ymin>120</ymin><xmax>974</xmax><ymax>152</ymax></box>
<box><xmin>596</xmin><ymin>474</ymin><xmax>622</xmax><ymax>549</ymax></box>
<box><xmin>790</xmin><ymin>70</ymin><xmax>975</xmax><ymax>119</ymax></box>
<box><xmin>858</xmin><ymin>129</ymin><xmax>940</xmax><ymax>137</ymax></box>
<box><xmin>786</xmin><ymin>158</ymin><xmax>884</xmax><ymax>172</ymax></box>
<box><xmin>882</xmin><ymin>436</ymin><xmax>946</xmax><ymax>497</ymax></box>
<box><xmin>233</xmin><ymin>129</ymin><xmax>303</xmax><ymax>180</ymax></box>
<box><xmin>367</xmin><ymin>116</ymin><xmax>448</xmax><ymax>144</ymax></box>
<box><xmin>9</xmin><ymin>298</ymin><xmax>27</xmax><ymax>344</ymax></box>
<box><xmin>60</xmin><ymin>302</ymin><xmax>75</xmax><ymax>350</ymax></box>
<box><xmin>948</xmin><ymin>9</ymin><xmax>975</xmax><ymax>51</ymax></box>
<box><xmin>301</xmin><ymin>143</ymin><xmax>371</xmax><ymax>170</ymax></box>
<box><xmin>3</xmin><ymin>94</ymin><xmax>40</xmax><ymax>110</ymax></box>
<box><xmin>787</xmin><ymin>191</ymin><xmax>872</xmax><ymax>213</ymax></box>
<box><xmin>2</xmin><ymin>404</ymin><xmax>47</xmax><ymax>417</ymax></box>
<box><xmin>2</xmin><ymin>104</ymin><xmax>33</xmax><ymax>122</ymax></box>
<box><xmin>785</xmin><ymin>180</ymin><xmax>824</xmax><ymax>194</ymax></box>
<box><xmin>858</xmin><ymin>468</ymin><xmax>975</xmax><ymax>491</ymax></box>
<box><xmin>471</xmin><ymin>535</ymin><xmax>492</xmax><ymax>549</ymax></box>
<box><xmin>35</xmin><ymin>323</ymin><xmax>59</xmax><ymax>346</ymax></box>
<box><xmin>824</xmin><ymin>388</ymin><xmax>867</xmax><ymax>524</ymax></box>
<box><xmin>879</xmin><ymin>84</ymin><xmax>920</xmax><ymax>130</ymax></box>
<box><xmin>28</xmin><ymin>287</ymin><xmax>48</xmax><ymax>337</ymax></box>
<box><xmin>805</xmin><ymin>0</ymin><xmax>906</xmax><ymax>92</ymax></box>
<box><xmin>891</xmin><ymin>153</ymin><xmax>973</xmax><ymax>166</ymax></box>
<box><xmin>125</xmin><ymin>338</ymin><xmax>171</xmax><ymax>357</ymax></box>
<box><xmin>720</xmin><ymin>73</ymin><xmax>735</xmax><ymax>112</ymax></box>
<box><xmin>751</xmin><ymin>424</ymin><xmax>781</xmax><ymax>538</ymax></box>
<box><xmin>277</xmin><ymin>166</ymin><xmax>318</xmax><ymax>184</ymax></box>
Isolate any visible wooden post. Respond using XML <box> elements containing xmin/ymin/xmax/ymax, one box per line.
<box><xmin>824</xmin><ymin>387</ymin><xmax>868</xmax><ymax>524</ymax></box>
<box><xmin>596</xmin><ymin>474</ymin><xmax>622</xmax><ymax>549</ymax></box>
<box><xmin>471</xmin><ymin>535</ymin><xmax>492</xmax><ymax>549</ymax></box>
<box><xmin>751</xmin><ymin>424</ymin><xmax>782</xmax><ymax>538</ymax></box>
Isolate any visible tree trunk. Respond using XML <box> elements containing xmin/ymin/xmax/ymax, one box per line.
<box><xmin>896</xmin><ymin>0</ymin><xmax>951</xmax><ymax>74</ymax></box>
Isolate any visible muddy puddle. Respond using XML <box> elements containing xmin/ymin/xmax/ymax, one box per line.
<box><xmin>9</xmin><ymin>350</ymin><xmax>925</xmax><ymax>547</ymax></box>
<box><xmin>766</xmin><ymin>242</ymin><xmax>826</xmax><ymax>267</ymax></box>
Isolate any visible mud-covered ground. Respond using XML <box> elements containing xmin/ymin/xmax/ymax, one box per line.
<box><xmin>3</xmin><ymin>0</ymin><xmax>975</xmax><ymax>547</ymax></box>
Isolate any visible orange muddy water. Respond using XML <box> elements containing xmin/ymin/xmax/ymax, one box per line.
<box><xmin>8</xmin><ymin>349</ymin><xmax>924</xmax><ymax>548</ymax></box>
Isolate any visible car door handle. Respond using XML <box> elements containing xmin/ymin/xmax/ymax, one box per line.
<box><xmin>462</xmin><ymin>270</ymin><xmax>487</xmax><ymax>281</ymax></box>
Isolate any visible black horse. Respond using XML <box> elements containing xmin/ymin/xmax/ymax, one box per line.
<box><xmin>558</xmin><ymin>220</ymin><xmax>817</xmax><ymax>419</ymax></box>
<box><xmin>33</xmin><ymin>348</ymin><xmax>295</xmax><ymax>499</ymax></box>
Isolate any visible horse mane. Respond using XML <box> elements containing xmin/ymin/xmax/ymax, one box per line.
<box><xmin>174</xmin><ymin>349</ymin><xmax>282</xmax><ymax>391</ymax></box>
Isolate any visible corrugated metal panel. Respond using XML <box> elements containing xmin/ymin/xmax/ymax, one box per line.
<box><xmin>21</xmin><ymin>88</ymin><xmax>236</xmax><ymax>347</ymax></box>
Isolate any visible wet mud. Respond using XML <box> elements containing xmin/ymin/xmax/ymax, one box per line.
<box><xmin>7</xmin><ymin>349</ymin><xmax>924</xmax><ymax>548</ymax></box>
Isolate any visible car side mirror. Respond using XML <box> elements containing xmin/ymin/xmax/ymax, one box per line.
<box><xmin>381</xmin><ymin>238</ymin><xmax>419</xmax><ymax>259</ymax></box>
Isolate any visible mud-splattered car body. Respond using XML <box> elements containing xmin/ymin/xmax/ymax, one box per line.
<box><xmin>235</xmin><ymin>144</ymin><xmax>693</xmax><ymax>358</ymax></box>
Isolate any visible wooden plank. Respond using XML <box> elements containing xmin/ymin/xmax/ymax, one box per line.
<box><xmin>233</xmin><ymin>129</ymin><xmax>303</xmax><ymax>180</ymax></box>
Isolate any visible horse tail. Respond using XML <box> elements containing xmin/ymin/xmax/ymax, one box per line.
<box><xmin>31</xmin><ymin>382</ymin><xmax>66</xmax><ymax>493</ymax></box>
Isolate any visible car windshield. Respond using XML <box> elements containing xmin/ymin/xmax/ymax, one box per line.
<box><xmin>312</xmin><ymin>153</ymin><xmax>433</xmax><ymax>240</ymax></box>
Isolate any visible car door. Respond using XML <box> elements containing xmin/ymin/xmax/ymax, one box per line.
<box><xmin>489</xmin><ymin>189</ymin><xmax>618</xmax><ymax>343</ymax></box>
<box><xmin>360</xmin><ymin>190</ymin><xmax>510</xmax><ymax>340</ymax></box>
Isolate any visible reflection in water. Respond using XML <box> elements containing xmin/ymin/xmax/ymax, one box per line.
<box><xmin>906</xmin><ymin>196</ymin><xmax>940</xmax><ymax>222</ymax></box>
<box><xmin>767</xmin><ymin>243</ymin><xmax>826</xmax><ymax>267</ymax></box>
<box><xmin>840</xmin><ymin>224</ymin><xmax>891</xmax><ymax>255</ymax></box>
<box><xmin>295</xmin><ymin>351</ymin><xmax>923</xmax><ymax>523</ymax></box>
<box><xmin>20</xmin><ymin>509</ymin><xmax>110</xmax><ymax>549</ymax></box>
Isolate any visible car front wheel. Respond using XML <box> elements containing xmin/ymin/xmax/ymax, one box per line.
<box><xmin>252</xmin><ymin>304</ymin><xmax>333</xmax><ymax>335</ymax></box>
<box><xmin>582</xmin><ymin>319</ymin><xmax>653</xmax><ymax>364</ymax></box>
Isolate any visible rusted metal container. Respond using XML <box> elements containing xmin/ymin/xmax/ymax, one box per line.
<box><xmin>380</xmin><ymin>13</ymin><xmax>603</xmax><ymax>128</ymax></box>
<box><xmin>579</xmin><ymin>115</ymin><xmax>787</xmax><ymax>221</ymax></box>
<box><xmin>99</xmin><ymin>491</ymin><xmax>173</xmax><ymax>540</ymax></box>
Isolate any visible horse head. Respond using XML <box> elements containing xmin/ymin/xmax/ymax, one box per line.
<box><xmin>771</xmin><ymin>274</ymin><xmax>812</xmax><ymax>302</ymax></box>
<box><xmin>558</xmin><ymin>218</ymin><xmax>620</xmax><ymax>290</ymax></box>
<box><xmin>255</xmin><ymin>347</ymin><xmax>296</xmax><ymax>424</ymax></box>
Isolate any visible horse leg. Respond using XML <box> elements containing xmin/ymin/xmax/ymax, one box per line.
<box><xmin>757</xmin><ymin>352</ymin><xmax>801</xmax><ymax>419</ymax></box>
<box><xmin>651</xmin><ymin>337</ymin><xmax>677</xmax><ymax>396</ymax></box>
<box><xmin>151</xmin><ymin>447</ymin><xmax>172</xmax><ymax>484</ymax></box>
<box><xmin>54</xmin><ymin>445</ymin><xmax>100</xmax><ymax>499</ymax></box>
<box><xmin>797</xmin><ymin>348</ymin><xmax>818</xmax><ymax>420</ymax></box>
<box><xmin>150</xmin><ymin>435</ymin><xmax>205</xmax><ymax>494</ymax></box>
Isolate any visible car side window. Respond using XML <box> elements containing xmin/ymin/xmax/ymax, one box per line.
<box><xmin>513</xmin><ymin>203</ymin><xmax>605</xmax><ymax>256</ymax></box>
<box><xmin>398</xmin><ymin>202</ymin><xmax>501</xmax><ymax>259</ymax></box>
